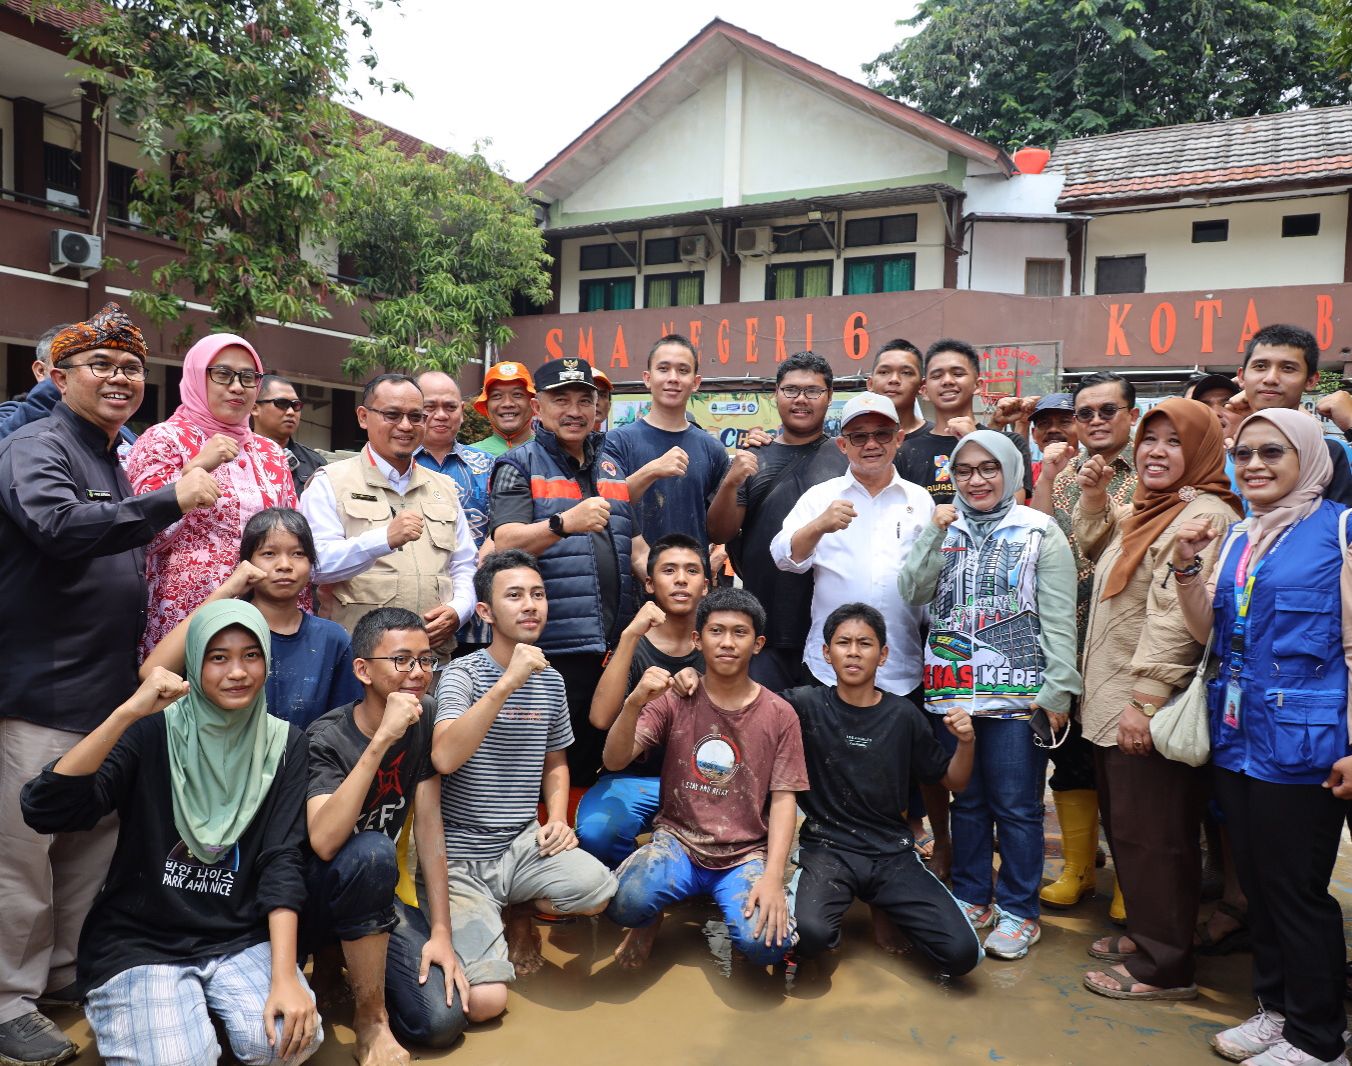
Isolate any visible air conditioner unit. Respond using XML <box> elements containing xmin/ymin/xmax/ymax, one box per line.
<box><xmin>50</xmin><ymin>229</ymin><xmax>102</xmax><ymax>273</ymax></box>
<box><xmin>679</xmin><ymin>234</ymin><xmax>708</xmax><ymax>264</ymax></box>
<box><xmin>734</xmin><ymin>225</ymin><xmax>773</xmax><ymax>259</ymax></box>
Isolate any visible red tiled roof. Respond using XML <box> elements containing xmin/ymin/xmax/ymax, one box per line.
<box><xmin>351</xmin><ymin>113</ymin><xmax>446</xmax><ymax>162</ymax></box>
<box><xmin>4</xmin><ymin>0</ymin><xmax>101</xmax><ymax>31</ymax></box>
<box><xmin>1051</xmin><ymin>105</ymin><xmax>1352</xmax><ymax>208</ymax></box>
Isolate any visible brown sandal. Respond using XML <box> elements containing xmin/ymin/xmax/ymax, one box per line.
<box><xmin>1083</xmin><ymin>967</ymin><xmax>1198</xmax><ymax>1001</ymax></box>
<box><xmin>1087</xmin><ymin>935</ymin><xmax>1136</xmax><ymax>963</ymax></box>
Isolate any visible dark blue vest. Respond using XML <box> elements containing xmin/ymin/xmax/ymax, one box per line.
<box><xmin>496</xmin><ymin>426</ymin><xmax>634</xmax><ymax>656</ymax></box>
<box><xmin>1208</xmin><ymin>500</ymin><xmax>1351</xmax><ymax>785</ymax></box>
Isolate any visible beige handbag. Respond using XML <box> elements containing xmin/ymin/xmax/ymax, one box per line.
<box><xmin>1150</xmin><ymin>529</ymin><xmax>1243</xmax><ymax>766</ymax></box>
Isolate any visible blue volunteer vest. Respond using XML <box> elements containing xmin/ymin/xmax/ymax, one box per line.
<box><xmin>495</xmin><ymin>426</ymin><xmax>634</xmax><ymax>656</ymax></box>
<box><xmin>1208</xmin><ymin>499</ymin><xmax>1351</xmax><ymax>785</ymax></box>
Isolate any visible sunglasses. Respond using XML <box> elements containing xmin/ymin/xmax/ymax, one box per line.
<box><xmin>842</xmin><ymin>428</ymin><xmax>898</xmax><ymax>448</ymax></box>
<box><xmin>1074</xmin><ymin>403</ymin><xmax>1126</xmax><ymax>424</ymax></box>
<box><xmin>1230</xmin><ymin>443</ymin><xmax>1296</xmax><ymax>466</ymax></box>
<box><xmin>261</xmin><ymin>398</ymin><xmax>305</xmax><ymax>413</ymax></box>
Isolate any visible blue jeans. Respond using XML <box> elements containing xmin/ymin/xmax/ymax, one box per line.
<box><xmin>575</xmin><ymin>771</ymin><xmax>661</xmax><ymax>868</ymax></box>
<box><xmin>303</xmin><ymin>833</ymin><xmax>466</xmax><ymax>1048</ymax></box>
<box><xmin>935</xmin><ymin>715</ymin><xmax>1048</xmax><ymax>921</ymax></box>
<box><xmin>605</xmin><ymin>831</ymin><xmax>791</xmax><ymax>966</ymax></box>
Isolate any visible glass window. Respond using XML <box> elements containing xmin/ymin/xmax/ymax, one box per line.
<box><xmin>1095</xmin><ymin>255</ymin><xmax>1146</xmax><ymax>295</ymax></box>
<box><xmin>1192</xmin><ymin>220</ymin><xmax>1229</xmax><ymax>243</ymax></box>
<box><xmin>1282</xmin><ymin>213</ymin><xmax>1320</xmax><ymax>238</ymax></box>
<box><xmin>644</xmin><ymin>237</ymin><xmax>679</xmax><ymax>265</ymax></box>
<box><xmin>579</xmin><ymin>242</ymin><xmax>636</xmax><ymax>271</ymax></box>
<box><xmin>843</xmin><ymin>255</ymin><xmax>915</xmax><ymax>295</ymax></box>
<box><xmin>579</xmin><ymin>278</ymin><xmax>635</xmax><ymax>311</ymax></box>
<box><xmin>645</xmin><ymin>271</ymin><xmax>704</xmax><ymax>309</ymax></box>
<box><xmin>767</xmin><ymin>261</ymin><xmax>834</xmax><ymax>300</ymax></box>
<box><xmin>1024</xmin><ymin>259</ymin><xmax>1065</xmax><ymax>296</ymax></box>
<box><xmin>844</xmin><ymin>213</ymin><xmax>918</xmax><ymax>247</ymax></box>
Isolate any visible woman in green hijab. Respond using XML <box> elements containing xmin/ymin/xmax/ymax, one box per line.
<box><xmin>21</xmin><ymin>600</ymin><xmax>322</xmax><ymax>1065</ymax></box>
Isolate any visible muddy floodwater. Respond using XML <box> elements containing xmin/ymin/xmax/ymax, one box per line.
<box><xmin>54</xmin><ymin>809</ymin><xmax>1352</xmax><ymax>1065</ymax></box>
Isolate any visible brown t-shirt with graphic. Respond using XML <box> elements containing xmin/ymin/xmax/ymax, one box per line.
<box><xmin>634</xmin><ymin>681</ymin><xmax>809</xmax><ymax>870</ymax></box>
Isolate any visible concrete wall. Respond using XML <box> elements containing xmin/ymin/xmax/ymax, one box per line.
<box><xmin>1086</xmin><ymin>194</ymin><xmax>1349</xmax><ymax>293</ymax></box>
<box><xmin>962</xmin><ymin>219</ymin><xmax>1071</xmax><ymax>295</ymax></box>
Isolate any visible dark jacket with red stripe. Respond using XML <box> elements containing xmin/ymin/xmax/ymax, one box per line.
<box><xmin>495</xmin><ymin>425</ymin><xmax>635</xmax><ymax>655</ymax></box>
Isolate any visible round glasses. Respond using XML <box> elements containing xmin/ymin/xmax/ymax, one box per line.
<box><xmin>365</xmin><ymin>654</ymin><xmax>437</xmax><ymax>673</ymax></box>
<box><xmin>206</xmin><ymin>366</ymin><xmax>262</xmax><ymax>389</ymax></box>
<box><xmin>59</xmin><ymin>358</ymin><xmax>146</xmax><ymax>381</ymax></box>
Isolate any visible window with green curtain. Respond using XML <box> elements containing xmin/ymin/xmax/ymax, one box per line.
<box><xmin>583</xmin><ymin>282</ymin><xmax>607</xmax><ymax>311</ymax></box>
<box><xmin>774</xmin><ymin>268</ymin><xmax>797</xmax><ymax>300</ymax></box>
<box><xmin>846</xmin><ymin>260</ymin><xmax>876</xmax><ymax>295</ymax></box>
<box><xmin>880</xmin><ymin>256</ymin><xmax>913</xmax><ymax>292</ymax></box>
<box><xmin>802</xmin><ymin>264</ymin><xmax>831</xmax><ymax>298</ymax></box>
<box><xmin>647</xmin><ymin>278</ymin><xmax>673</xmax><ymax>309</ymax></box>
<box><xmin>610</xmin><ymin>278</ymin><xmax>634</xmax><ymax>310</ymax></box>
<box><xmin>675</xmin><ymin>274</ymin><xmax>702</xmax><ymax>306</ymax></box>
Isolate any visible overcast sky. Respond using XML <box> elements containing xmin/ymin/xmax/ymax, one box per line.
<box><xmin>344</xmin><ymin>2</ymin><xmax>920</xmax><ymax>182</ymax></box>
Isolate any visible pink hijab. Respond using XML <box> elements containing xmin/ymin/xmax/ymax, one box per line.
<box><xmin>1236</xmin><ymin>408</ymin><xmax>1333</xmax><ymax>566</ymax></box>
<box><xmin>175</xmin><ymin>333</ymin><xmax>264</xmax><ymax>443</ymax></box>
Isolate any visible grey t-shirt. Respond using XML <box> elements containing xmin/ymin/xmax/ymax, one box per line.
<box><xmin>434</xmin><ymin>649</ymin><xmax>574</xmax><ymax>861</ymax></box>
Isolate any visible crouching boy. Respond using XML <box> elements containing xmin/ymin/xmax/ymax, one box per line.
<box><xmin>303</xmin><ymin>607</ymin><xmax>466</xmax><ymax>1063</ymax></box>
<box><xmin>431</xmin><ymin>550</ymin><xmax>617</xmax><ymax>1022</ymax></box>
<box><xmin>784</xmin><ymin>603</ymin><xmax>980</xmax><ymax>977</ymax></box>
<box><xmin>602</xmin><ymin>588</ymin><xmax>808</xmax><ymax>969</ymax></box>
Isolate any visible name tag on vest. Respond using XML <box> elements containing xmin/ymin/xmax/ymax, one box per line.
<box><xmin>85</xmin><ymin>489</ymin><xmax>113</xmax><ymax>501</ymax></box>
<box><xmin>350</xmin><ymin>491</ymin><xmax>379</xmax><ymax>501</ymax></box>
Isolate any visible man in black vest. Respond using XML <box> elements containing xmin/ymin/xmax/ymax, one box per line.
<box><xmin>489</xmin><ymin>358</ymin><xmax>649</xmax><ymax>786</ymax></box>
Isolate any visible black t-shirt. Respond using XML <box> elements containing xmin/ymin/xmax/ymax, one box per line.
<box><xmin>306</xmin><ymin>697</ymin><xmax>436</xmax><ymax>841</ymax></box>
<box><xmin>894</xmin><ymin>424</ymin><xmax>1034</xmax><ymax>504</ymax></box>
<box><xmin>490</xmin><ymin>456</ymin><xmax>621</xmax><ymax>640</ymax></box>
<box><xmin>784</xmin><ymin>685</ymin><xmax>949</xmax><ymax>856</ymax></box>
<box><xmin>623</xmin><ymin>636</ymin><xmax>704</xmax><ymax>778</ymax></box>
<box><xmin>20</xmin><ymin>716</ymin><xmax>309</xmax><ymax>992</ymax></box>
<box><xmin>731</xmin><ymin>436</ymin><xmax>848</xmax><ymax>649</ymax></box>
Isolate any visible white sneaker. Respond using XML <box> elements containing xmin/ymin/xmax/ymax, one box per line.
<box><xmin>983</xmin><ymin>910</ymin><xmax>1041</xmax><ymax>960</ymax></box>
<box><xmin>1212</xmin><ymin>1009</ymin><xmax>1286</xmax><ymax>1062</ymax></box>
<box><xmin>1240</xmin><ymin>1040</ymin><xmax>1349</xmax><ymax>1066</ymax></box>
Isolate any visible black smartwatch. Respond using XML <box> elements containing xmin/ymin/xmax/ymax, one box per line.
<box><xmin>548</xmin><ymin>512</ymin><xmax>568</xmax><ymax>538</ymax></box>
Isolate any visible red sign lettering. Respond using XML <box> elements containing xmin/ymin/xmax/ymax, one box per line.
<box><xmin>843</xmin><ymin>311</ymin><xmax>869</xmax><ymax>361</ymax></box>
<box><xmin>1150</xmin><ymin>302</ymin><xmax>1177</xmax><ymax>355</ymax></box>
<box><xmin>1194</xmin><ymin>300</ymin><xmax>1222</xmax><ymax>354</ymax></box>
<box><xmin>1106</xmin><ymin>304</ymin><xmax>1132</xmax><ymax>357</ymax></box>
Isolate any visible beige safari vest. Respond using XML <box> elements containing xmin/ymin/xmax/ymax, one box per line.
<box><xmin>317</xmin><ymin>449</ymin><xmax>462</xmax><ymax>656</ymax></box>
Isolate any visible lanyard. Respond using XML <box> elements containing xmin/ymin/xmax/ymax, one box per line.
<box><xmin>1230</xmin><ymin>524</ymin><xmax>1296</xmax><ymax>656</ymax></box>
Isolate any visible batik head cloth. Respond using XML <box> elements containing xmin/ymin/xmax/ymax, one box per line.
<box><xmin>48</xmin><ymin>303</ymin><xmax>149</xmax><ymax>365</ymax></box>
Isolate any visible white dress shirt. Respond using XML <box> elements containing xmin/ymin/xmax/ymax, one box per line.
<box><xmin>300</xmin><ymin>444</ymin><xmax>476</xmax><ymax>624</ymax></box>
<box><xmin>770</xmin><ymin>467</ymin><xmax>934</xmax><ymax>694</ymax></box>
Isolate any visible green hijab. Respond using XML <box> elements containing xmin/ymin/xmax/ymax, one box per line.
<box><xmin>163</xmin><ymin>600</ymin><xmax>289</xmax><ymax>864</ymax></box>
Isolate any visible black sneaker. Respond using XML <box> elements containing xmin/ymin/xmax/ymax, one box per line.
<box><xmin>0</xmin><ymin>1010</ymin><xmax>77</xmax><ymax>1066</ymax></box>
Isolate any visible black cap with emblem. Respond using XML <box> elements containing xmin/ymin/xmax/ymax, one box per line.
<box><xmin>534</xmin><ymin>358</ymin><xmax>599</xmax><ymax>392</ymax></box>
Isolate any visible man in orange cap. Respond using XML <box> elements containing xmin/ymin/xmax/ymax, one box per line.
<box><xmin>472</xmin><ymin>362</ymin><xmax>536</xmax><ymax>457</ymax></box>
<box><xmin>593</xmin><ymin>368</ymin><xmax>614</xmax><ymax>432</ymax></box>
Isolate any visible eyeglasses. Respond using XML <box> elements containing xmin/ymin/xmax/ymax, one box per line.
<box><xmin>206</xmin><ymin>366</ymin><xmax>262</xmax><ymax>389</ymax></box>
<box><xmin>58</xmin><ymin>358</ymin><xmax>146</xmax><ymax>381</ymax></box>
<box><xmin>1074</xmin><ymin>403</ymin><xmax>1125</xmax><ymax>424</ymax></box>
<box><xmin>422</xmin><ymin>401</ymin><xmax>461</xmax><ymax>414</ymax></box>
<box><xmin>778</xmin><ymin>385</ymin><xmax>828</xmax><ymax>400</ymax></box>
<box><xmin>365</xmin><ymin>654</ymin><xmax>437</xmax><ymax>673</ymax></box>
<box><xmin>260</xmin><ymin>398</ymin><xmax>304</xmax><ymax>413</ymax></box>
<box><xmin>953</xmin><ymin>461</ymin><xmax>1002</xmax><ymax>481</ymax></box>
<box><xmin>367</xmin><ymin>407</ymin><xmax>427</xmax><ymax>425</ymax></box>
<box><xmin>842</xmin><ymin>428</ymin><xmax>898</xmax><ymax>448</ymax></box>
<box><xmin>1230</xmin><ymin>443</ymin><xmax>1297</xmax><ymax>466</ymax></box>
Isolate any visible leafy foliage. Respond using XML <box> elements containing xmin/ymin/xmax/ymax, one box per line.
<box><xmin>866</xmin><ymin>0</ymin><xmax>1352</xmax><ymax>148</ymax></box>
<box><xmin>332</xmin><ymin>134</ymin><xmax>552</xmax><ymax>378</ymax></box>
<box><xmin>44</xmin><ymin>0</ymin><xmax>382</xmax><ymax>341</ymax></box>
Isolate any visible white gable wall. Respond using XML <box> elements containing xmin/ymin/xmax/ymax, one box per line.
<box><xmin>739</xmin><ymin>59</ymin><xmax>951</xmax><ymax>199</ymax></box>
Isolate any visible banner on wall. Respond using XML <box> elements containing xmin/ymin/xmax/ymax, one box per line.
<box><xmin>609</xmin><ymin>392</ymin><xmax>866</xmax><ymax>450</ymax></box>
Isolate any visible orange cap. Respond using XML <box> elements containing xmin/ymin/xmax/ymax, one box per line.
<box><xmin>473</xmin><ymin>361</ymin><xmax>536</xmax><ymax>416</ymax></box>
<box><xmin>593</xmin><ymin>368</ymin><xmax>613</xmax><ymax>391</ymax></box>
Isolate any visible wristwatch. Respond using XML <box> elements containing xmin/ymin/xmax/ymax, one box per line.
<box><xmin>548</xmin><ymin>512</ymin><xmax>569</xmax><ymax>538</ymax></box>
<box><xmin>1128</xmin><ymin>697</ymin><xmax>1158</xmax><ymax>718</ymax></box>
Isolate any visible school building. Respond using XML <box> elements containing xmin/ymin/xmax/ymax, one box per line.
<box><xmin>501</xmin><ymin>19</ymin><xmax>1352</xmax><ymax>401</ymax></box>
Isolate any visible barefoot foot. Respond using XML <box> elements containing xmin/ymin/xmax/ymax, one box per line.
<box><xmin>353</xmin><ymin>1020</ymin><xmax>410</xmax><ymax>1066</ymax></box>
<box><xmin>869</xmin><ymin>905</ymin><xmax>911</xmax><ymax>956</ymax></box>
<box><xmin>505</xmin><ymin>903</ymin><xmax>544</xmax><ymax>976</ymax></box>
<box><xmin>616</xmin><ymin>916</ymin><xmax>663</xmax><ymax>971</ymax></box>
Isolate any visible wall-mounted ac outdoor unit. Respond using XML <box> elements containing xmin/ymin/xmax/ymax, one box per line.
<box><xmin>734</xmin><ymin>226</ymin><xmax>773</xmax><ymax>259</ymax></box>
<box><xmin>679</xmin><ymin>234</ymin><xmax>708</xmax><ymax>263</ymax></box>
<box><xmin>50</xmin><ymin>229</ymin><xmax>103</xmax><ymax>274</ymax></box>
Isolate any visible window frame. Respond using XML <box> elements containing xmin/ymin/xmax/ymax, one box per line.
<box><xmin>579</xmin><ymin>241</ymin><xmax>637</xmax><ymax>271</ymax></box>
<box><xmin>1023</xmin><ymin>258</ymin><xmax>1066</xmax><ymax>297</ymax></box>
<box><xmin>643</xmin><ymin>270</ymin><xmax>705</xmax><ymax>309</ymax></box>
<box><xmin>842</xmin><ymin>253</ymin><xmax>916</xmax><ymax>296</ymax></box>
<box><xmin>843</xmin><ymin>213</ymin><xmax>918</xmax><ymax>248</ymax></box>
<box><xmin>765</xmin><ymin>259</ymin><xmax>835</xmax><ymax>301</ymax></box>
<box><xmin>1191</xmin><ymin>219</ymin><xmax>1229</xmax><ymax>244</ymax></box>
<box><xmin>1094</xmin><ymin>254</ymin><xmax>1146</xmax><ymax>295</ymax></box>
<box><xmin>1281</xmin><ymin>213</ymin><xmax>1321</xmax><ymax>238</ymax></box>
<box><xmin>578</xmin><ymin>276</ymin><xmax>636</xmax><ymax>312</ymax></box>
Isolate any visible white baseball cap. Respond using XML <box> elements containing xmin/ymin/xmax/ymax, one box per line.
<box><xmin>840</xmin><ymin>392</ymin><xmax>901</xmax><ymax>429</ymax></box>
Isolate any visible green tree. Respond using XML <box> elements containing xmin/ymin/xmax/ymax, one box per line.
<box><xmin>1322</xmin><ymin>0</ymin><xmax>1352</xmax><ymax>70</ymax></box>
<box><xmin>332</xmin><ymin>134</ymin><xmax>552</xmax><ymax>378</ymax></box>
<box><xmin>866</xmin><ymin>0</ymin><xmax>1351</xmax><ymax>148</ymax></box>
<box><xmin>43</xmin><ymin>0</ymin><xmax>390</xmax><ymax>339</ymax></box>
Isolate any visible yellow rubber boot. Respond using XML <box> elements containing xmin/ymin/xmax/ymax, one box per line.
<box><xmin>1040</xmin><ymin>789</ymin><xmax>1099</xmax><ymax>908</ymax></box>
<box><xmin>394</xmin><ymin>810</ymin><xmax>418</xmax><ymax>908</ymax></box>
<box><xmin>1109</xmin><ymin>875</ymin><xmax>1127</xmax><ymax>925</ymax></box>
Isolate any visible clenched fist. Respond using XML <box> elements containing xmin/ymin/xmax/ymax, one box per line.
<box><xmin>564</xmin><ymin>496</ymin><xmax>611</xmax><ymax>534</ymax></box>
<box><xmin>815</xmin><ymin>499</ymin><xmax>857</xmax><ymax>534</ymax></box>
<box><xmin>387</xmin><ymin>510</ymin><xmax>424</xmax><ymax>549</ymax></box>
<box><xmin>175</xmin><ymin>466</ymin><xmax>222</xmax><ymax>513</ymax></box>
<box><xmin>1077</xmin><ymin>453</ymin><xmax>1110</xmax><ymax>509</ymax></box>
<box><xmin>631</xmin><ymin>666</ymin><xmax>674</xmax><ymax>705</ymax></box>
<box><xmin>503</xmin><ymin>643</ymin><xmax>550</xmax><ymax>690</ymax></box>
<box><xmin>376</xmin><ymin>691</ymin><xmax>423</xmax><ymax>747</ymax></box>
<box><xmin>189</xmin><ymin>433</ymin><xmax>240</xmax><ymax>473</ymax></box>
<box><xmin>1039</xmin><ymin>441</ymin><xmax>1075</xmax><ymax>481</ymax></box>
<box><xmin>624</xmin><ymin>600</ymin><xmax>666</xmax><ymax>639</ymax></box>
<box><xmin>725</xmin><ymin>449</ymin><xmax>759</xmax><ymax>488</ymax></box>
<box><xmin>649</xmin><ymin>447</ymin><xmax>689</xmax><ymax>480</ymax></box>
<box><xmin>131</xmin><ymin>667</ymin><xmax>190</xmax><ymax>718</ymax></box>
<box><xmin>932</xmin><ymin>504</ymin><xmax>959</xmax><ymax>530</ymax></box>
<box><xmin>1172</xmin><ymin>518</ymin><xmax>1220</xmax><ymax>568</ymax></box>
